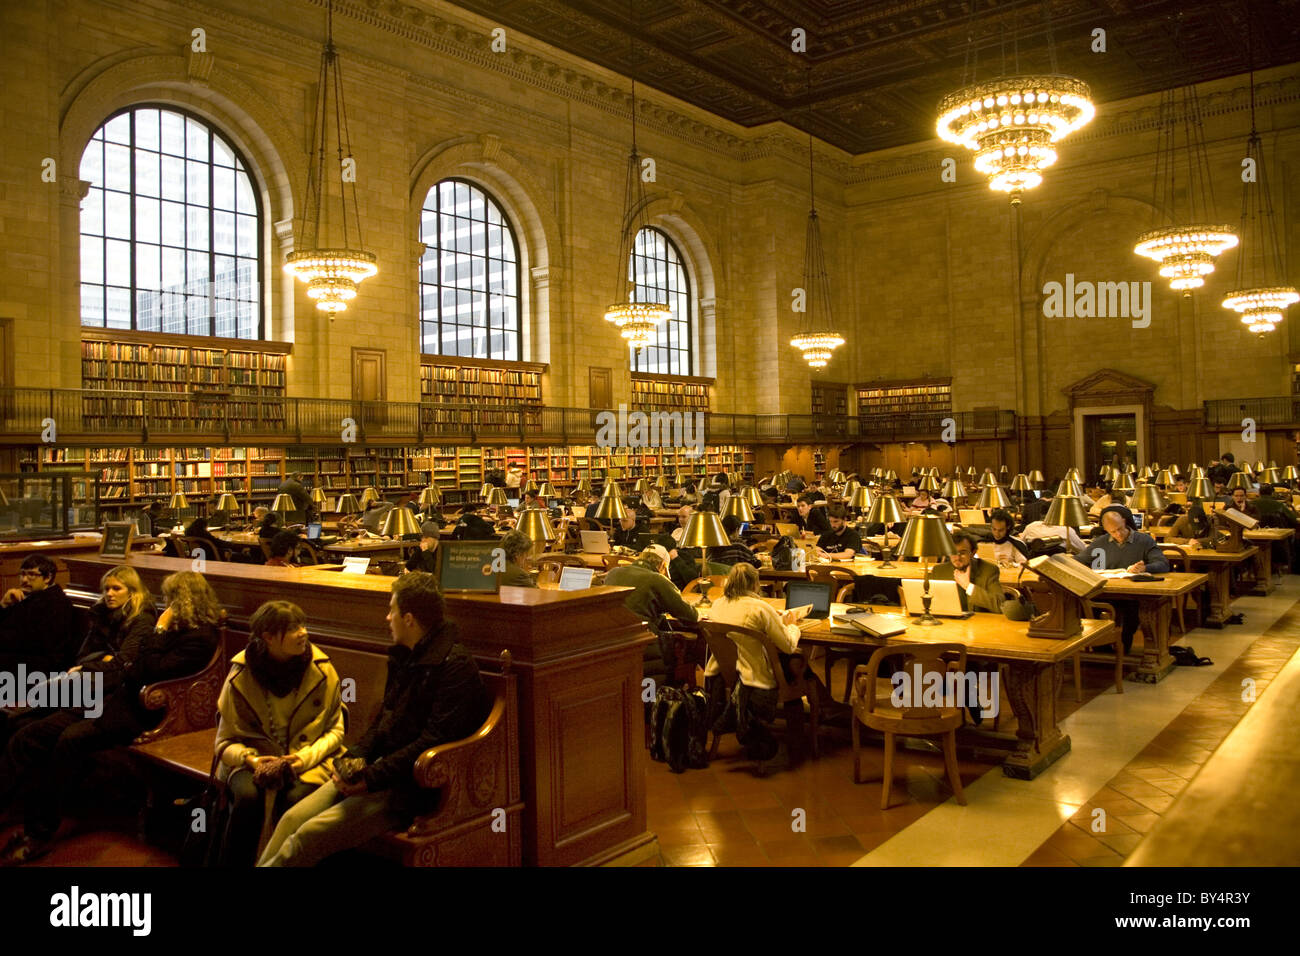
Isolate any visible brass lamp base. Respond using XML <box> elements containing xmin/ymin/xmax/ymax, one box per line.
<box><xmin>916</xmin><ymin>594</ymin><xmax>943</xmax><ymax>626</ymax></box>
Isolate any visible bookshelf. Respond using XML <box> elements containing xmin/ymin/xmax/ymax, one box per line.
<box><xmin>811</xmin><ymin>382</ymin><xmax>849</xmax><ymax>417</ymax></box>
<box><xmin>81</xmin><ymin>330</ymin><xmax>290</xmax><ymax>430</ymax></box>
<box><xmin>856</xmin><ymin>379</ymin><xmax>952</xmax><ymax>418</ymax></box>
<box><xmin>630</xmin><ymin>373</ymin><xmax>712</xmax><ymax>412</ymax></box>
<box><xmin>419</xmin><ymin>356</ymin><xmax>546</xmax><ymax>432</ymax></box>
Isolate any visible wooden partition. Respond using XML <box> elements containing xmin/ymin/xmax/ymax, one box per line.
<box><xmin>64</xmin><ymin>555</ymin><xmax>656</xmax><ymax>867</ymax></box>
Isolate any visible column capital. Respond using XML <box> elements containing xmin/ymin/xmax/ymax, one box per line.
<box><xmin>274</xmin><ymin>218</ymin><xmax>295</xmax><ymax>251</ymax></box>
<box><xmin>531</xmin><ymin>266</ymin><xmax>551</xmax><ymax>289</ymax></box>
<box><xmin>59</xmin><ymin>178</ymin><xmax>92</xmax><ymax>205</ymax></box>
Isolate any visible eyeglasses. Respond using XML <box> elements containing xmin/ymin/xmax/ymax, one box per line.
<box><xmin>18</xmin><ymin>570</ymin><xmax>45</xmax><ymax>578</ymax></box>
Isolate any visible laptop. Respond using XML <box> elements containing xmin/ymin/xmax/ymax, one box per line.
<box><xmin>901</xmin><ymin>579</ymin><xmax>972</xmax><ymax>617</ymax></box>
<box><xmin>306</xmin><ymin>522</ymin><xmax>322</xmax><ymax>541</ymax></box>
<box><xmin>775</xmin><ymin>522</ymin><xmax>798</xmax><ymax>537</ymax></box>
<box><xmin>1132</xmin><ymin>512</ymin><xmax>1145</xmax><ymax>530</ymax></box>
<box><xmin>580</xmin><ymin>530</ymin><xmax>611</xmax><ymax>554</ymax></box>
<box><xmin>558</xmin><ymin>566</ymin><xmax>595</xmax><ymax>591</ymax></box>
<box><xmin>785</xmin><ymin>581</ymin><xmax>833</xmax><ymax>628</ymax></box>
<box><xmin>633</xmin><ymin>532</ymin><xmax>653</xmax><ymax>551</ymax></box>
<box><xmin>570</xmin><ymin>506</ymin><xmax>586</xmax><ymax>518</ymax></box>
<box><xmin>959</xmin><ymin>508</ymin><xmax>988</xmax><ymax>525</ymax></box>
<box><xmin>507</xmin><ymin>498</ymin><xmax>520</xmax><ymax>509</ymax></box>
<box><xmin>737</xmin><ymin>522</ymin><xmax>750</xmax><ymax>538</ymax></box>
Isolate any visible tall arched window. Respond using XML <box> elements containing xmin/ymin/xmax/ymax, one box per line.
<box><xmin>419</xmin><ymin>179</ymin><xmax>520</xmax><ymax>361</ymax></box>
<box><xmin>79</xmin><ymin>106</ymin><xmax>262</xmax><ymax>337</ymax></box>
<box><xmin>629</xmin><ymin>227</ymin><xmax>692</xmax><ymax>375</ymax></box>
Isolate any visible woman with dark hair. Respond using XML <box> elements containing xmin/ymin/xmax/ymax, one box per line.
<box><xmin>212</xmin><ymin>601</ymin><xmax>344</xmax><ymax>866</ymax></box>
<box><xmin>0</xmin><ymin>570</ymin><xmax>220</xmax><ymax>864</ymax></box>
<box><xmin>183</xmin><ymin>516</ymin><xmax>227</xmax><ymax>561</ymax></box>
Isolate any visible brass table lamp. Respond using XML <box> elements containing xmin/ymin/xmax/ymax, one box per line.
<box><xmin>516</xmin><ymin>508</ymin><xmax>557</xmax><ymax>557</ymax></box>
<box><xmin>865</xmin><ymin>495</ymin><xmax>905</xmax><ymax>567</ymax></box>
<box><xmin>897</xmin><ymin>514</ymin><xmax>957</xmax><ymax>626</ymax></box>
<box><xmin>680</xmin><ymin>510</ymin><xmax>730</xmax><ymax>609</ymax></box>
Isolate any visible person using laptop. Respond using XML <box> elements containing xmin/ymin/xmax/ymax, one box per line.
<box><xmin>704</xmin><ymin>564</ymin><xmax>813</xmax><ymax>769</ymax></box>
<box><xmin>795</xmin><ymin>494</ymin><xmax>831</xmax><ymax>539</ymax></box>
<box><xmin>708</xmin><ymin>515</ymin><xmax>760</xmax><ymax>569</ymax></box>
<box><xmin>1073</xmin><ymin>506</ymin><xmax>1170</xmax><ymax>654</ymax></box>
<box><xmin>816</xmin><ymin>504</ymin><xmax>862</xmax><ymax>560</ymax></box>
<box><xmin>670</xmin><ymin>505</ymin><xmax>694</xmax><ymax>544</ymax></box>
<box><xmin>497</xmin><ymin>530</ymin><xmax>537</xmax><ymax>589</ymax></box>
<box><xmin>452</xmin><ymin>503</ymin><xmax>498</xmax><ymax>541</ymax></box>
<box><xmin>404</xmin><ymin>521</ymin><xmax>441</xmax><ymax>574</ymax></box>
<box><xmin>610</xmin><ymin>508</ymin><xmax>642</xmax><ymax>550</ymax></box>
<box><xmin>988</xmin><ymin>509</ymin><xmax>1030</xmax><ymax>566</ymax></box>
<box><xmin>927</xmin><ymin>530</ymin><xmax>1004</xmax><ymax>613</ymax></box>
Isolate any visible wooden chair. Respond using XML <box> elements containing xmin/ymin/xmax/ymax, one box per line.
<box><xmin>1160</xmin><ymin>544</ymin><xmax>1192</xmax><ymax>635</ymax></box>
<box><xmin>851</xmin><ymin>642</ymin><xmax>966</xmax><ymax>810</ymax></box>
<box><xmin>178</xmin><ymin>536</ymin><xmax>227</xmax><ymax>561</ymax></box>
<box><xmin>1070</xmin><ymin>599</ymin><xmax>1125</xmax><ymax>701</ymax></box>
<box><xmin>577</xmin><ymin>517</ymin><xmax>603</xmax><ymax>532</ymax></box>
<box><xmin>293</xmin><ymin>540</ymin><xmax>323</xmax><ymax>566</ymax></box>
<box><xmin>161</xmin><ymin>536</ymin><xmax>187</xmax><ymax>559</ymax></box>
<box><xmin>682</xmin><ymin>574</ymin><xmax>726</xmax><ymax>601</ymax></box>
<box><xmin>536</xmin><ymin>554</ymin><xmax>586</xmax><ymax>587</ymax></box>
<box><xmin>698</xmin><ymin>620</ymin><xmax>820</xmax><ymax>763</ymax></box>
<box><xmin>806</xmin><ymin>566</ymin><xmax>859</xmax><ymax>702</ymax></box>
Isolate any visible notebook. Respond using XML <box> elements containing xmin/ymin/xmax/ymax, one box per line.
<box><xmin>785</xmin><ymin>580</ymin><xmax>832</xmax><ymax>620</ymax></box>
<box><xmin>580</xmin><ymin>530</ymin><xmax>611</xmax><ymax>553</ymax></box>
<box><xmin>900</xmin><ymin>579</ymin><xmax>971</xmax><ymax>617</ymax></box>
<box><xmin>558</xmin><ymin>566</ymin><xmax>595</xmax><ymax>591</ymax></box>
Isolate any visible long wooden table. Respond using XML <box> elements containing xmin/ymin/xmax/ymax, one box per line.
<box><xmin>1151</xmin><ymin>526</ymin><xmax>1293</xmax><ymax>595</ymax></box>
<box><xmin>692</xmin><ymin>596</ymin><xmax>1114</xmax><ymax>780</ymax></box>
<box><xmin>63</xmin><ymin>554</ymin><xmax>655</xmax><ymax>867</ymax></box>
<box><xmin>1173</xmin><ymin>547</ymin><xmax>1259</xmax><ymax>627</ymax></box>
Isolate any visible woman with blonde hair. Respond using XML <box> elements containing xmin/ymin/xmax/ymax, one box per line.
<box><xmin>704</xmin><ymin>563</ymin><xmax>809</xmax><ymax>769</ymax></box>
<box><xmin>212</xmin><ymin>600</ymin><xmax>345</xmax><ymax>866</ymax></box>
<box><xmin>0</xmin><ymin>570</ymin><xmax>221</xmax><ymax>864</ymax></box>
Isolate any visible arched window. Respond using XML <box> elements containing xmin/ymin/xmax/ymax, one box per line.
<box><xmin>419</xmin><ymin>179</ymin><xmax>520</xmax><ymax>361</ymax></box>
<box><xmin>629</xmin><ymin>227</ymin><xmax>692</xmax><ymax>375</ymax></box>
<box><xmin>79</xmin><ymin>106</ymin><xmax>262</xmax><ymax>337</ymax></box>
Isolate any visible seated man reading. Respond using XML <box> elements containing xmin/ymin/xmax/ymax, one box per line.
<box><xmin>257</xmin><ymin>573</ymin><xmax>490</xmax><ymax>866</ymax></box>
<box><xmin>815</xmin><ymin>504</ymin><xmax>862</xmax><ymax>560</ymax></box>
<box><xmin>928</xmin><ymin>530</ymin><xmax>1004</xmax><ymax>613</ymax></box>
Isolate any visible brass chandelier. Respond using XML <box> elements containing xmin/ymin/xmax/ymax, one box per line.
<box><xmin>936</xmin><ymin>2</ymin><xmax>1094</xmax><ymax>204</ymax></box>
<box><xmin>1222</xmin><ymin>24</ymin><xmax>1297</xmax><ymax>336</ymax></box>
<box><xmin>790</xmin><ymin>101</ymin><xmax>844</xmax><ymax>369</ymax></box>
<box><xmin>284</xmin><ymin>1</ymin><xmax>377</xmax><ymax>313</ymax></box>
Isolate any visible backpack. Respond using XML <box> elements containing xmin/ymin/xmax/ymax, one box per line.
<box><xmin>700</xmin><ymin>490</ymin><xmax>721</xmax><ymax>513</ymax></box>
<box><xmin>770</xmin><ymin>535</ymin><xmax>797</xmax><ymax>571</ymax></box>
<box><xmin>649</xmin><ymin>686</ymin><xmax>710</xmax><ymax>773</ymax></box>
<box><xmin>1027</xmin><ymin>536</ymin><xmax>1067</xmax><ymax>557</ymax></box>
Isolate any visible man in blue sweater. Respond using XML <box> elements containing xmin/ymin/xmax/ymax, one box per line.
<box><xmin>1075</xmin><ymin>506</ymin><xmax>1169</xmax><ymax>653</ymax></box>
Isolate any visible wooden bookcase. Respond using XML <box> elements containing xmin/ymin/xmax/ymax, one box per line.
<box><xmin>630</xmin><ymin>373</ymin><xmax>712</xmax><ymax>411</ymax></box>
<box><xmin>419</xmin><ymin>356</ymin><xmax>546</xmax><ymax>432</ymax></box>
<box><xmin>811</xmin><ymin>382</ymin><xmax>849</xmax><ymax>417</ymax></box>
<box><xmin>856</xmin><ymin>379</ymin><xmax>952</xmax><ymax>418</ymax></box>
<box><xmin>81</xmin><ymin>330</ymin><xmax>290</xmax><ymax>430</ymax></box>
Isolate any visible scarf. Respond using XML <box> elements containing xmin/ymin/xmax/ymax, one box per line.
<box><xmin>246</xmin><ymin>638</ymin><xmax>311</xmax><ymax>698</ymax></box>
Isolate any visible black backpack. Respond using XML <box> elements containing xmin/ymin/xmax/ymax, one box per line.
<box><xmin>649</xmin><ymin>686</ymin><xmax>710</xmax><ymax>773</ymax></box>
<box><xmin>770</xmin><ymin>535</ymin><xmax>797</xmax><ymax>571</ymax></box>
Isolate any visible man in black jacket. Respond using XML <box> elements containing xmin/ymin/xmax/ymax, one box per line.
<box><xmin>0</xmin><ymin>555</ymin><xmax>80</xmax><ymax>673</ymax></box>
<box><xmin>258</xmin><ymin>573</ymin><xmax>490</xmax><ymax>866</ymax></box>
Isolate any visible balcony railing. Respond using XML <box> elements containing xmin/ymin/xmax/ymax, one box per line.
<box><xmin>0</xmin><ymin>388</ymin><xmax>1017</xmax><ymax>446</ymax></box>
<box><xmin>1204</xmin><ymin>397</ymin><xmax>1300</xmax><ymax>429</ymax></box>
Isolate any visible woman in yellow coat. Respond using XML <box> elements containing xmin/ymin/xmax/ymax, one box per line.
<box><xmin>213</xmin><ymin>600</ymin><xmax>346</xmax><ymax>866</ymax></box>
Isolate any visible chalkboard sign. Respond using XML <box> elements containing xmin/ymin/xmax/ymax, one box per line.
<box><xmin>100</xmin><ymin>521</ymin><xmax>136</xmax><ymax>559</ymax></box>
<box><xmin>436</xmin><ymin>540</ymin><xmax>503</xmax><ymax>593</ymax></box>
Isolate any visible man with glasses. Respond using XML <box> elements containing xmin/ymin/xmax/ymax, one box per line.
<box><xmin>0</xmin><ymin>555</ymin><xmax>80</xmax><ymax>674</ymax></box>
<box><xmin>928</xmin><ymin>530</ymin><xmax>1005</xmax><ymax>613</ymax></box>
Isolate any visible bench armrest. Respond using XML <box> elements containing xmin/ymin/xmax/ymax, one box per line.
<box><xmin>133</xmin><ymin>642</ymin><xmax>227</xmax><ymax>746</ymax></box>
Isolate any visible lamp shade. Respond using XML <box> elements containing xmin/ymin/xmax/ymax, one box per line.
<box><xmin>483</xmin><ymin>487</ymin><xmax>507</xmax><ymax>507</ymax></box>
<box><xmin>311</xmin><ymin>487</ymin><xmax>328</xmax><ymax>506</ymax></box>
<box><xmin>601</xmin><ymin>480</ymin><xmax>624</xmax><ymax>501</ymax></box>
<box><xmin>1112</xmin><ymin>472</ymin><xmax>1135</xmax><ymax>493</ymax></box>
<box><xmin>884</xmin><ymin>470</ymin><xmax>898</xmax><ymax>483</ymax></box>
<box><xmin>1155</xmin><ymin>469</ymin><xmax>1175</xmax><ymax>487</ymax></box>
<box><xmin>1254</xmin><ymin>460</ymin><xmax>1266</xmax><ymax>473</ymax></box>
<box><xmin>574</xmin><ymin>478</ymin><xmax>593</xmax><ymax>496</ymax></box>
<box><xmin>1064</xmin><ymin>467</ymin><xmax>1083</xmax><ymax>482</ymax></box>
<box><xmin>1010</xmin><ymin>473</ymin><xmax>1032</xmax><ymax>492</ymax></box>
<box><xmin>214</xmin><ymin>493</ymin><xmax>240</xmax><ymax>513</ymax></box>
<box><xmin>866</xmin><ymin>495</ymin><xmax>905</xmax><ymax>526</ymax></box>
<box><xmin>537</xmin><ymin>481</ymin><xmax>558</xmax><ymax>498</ymax></box>
<box><xmin>418</xmin><ymin>486</ymin><xmax>443</xmax><ymax>509</ymax></box>
<box><xmin>634</xmin><ymin>478</ymin><xmax>652</xmax><ymax>495</ymax></box>
<box><xmin>480</xmin><ymin>483</ymin><xmax>495</xmax><ymax>500</ymax></box>
<box><xmin>965</xmin><ymin>466</ymin><xmax>976</xmax><ymax>478</ymax></box>
<box><xmin>360</xmin><ymin>487</ymin><xmax>380</xmax><ymax>506</ymax></box>
<box><xmin>380</xmin><ymin>507</ymin><xmax>422</xmax><ymax>538</ymax></box>
<box><xmin>742</xmin><ymin>486</ymin><xmax>763</xmax><ymax>509</ymax></box>
<box><xmin>680</xmin><ymin>511</ymin><xmax>730</xmax><ymax>549</ymax></box>
<box><xmin>1055</xmin><ymin>479</ymin><xmax>1083</xmax><ymax>498</ymax></box>
<box><xmin>1188</xmin><ymin>465</ymin><xmax>1205</xmax><ymax>480</ymax></box>
<box><xmin>593</xmin><ymin>495</ymin><xmax>628</xmax><ymax>522</ymax></box>
<box><xmin>1259</xmin><ymin>468</ymin><xmax>1280</xmax><ymax>484</ymax></box>
<box><xmin>1284</xmin><ymin>466</ymin><xmax>1300</xmax><ymax>481</ymax></box>
<box><xmin>978</xmin><ymin>471</ymin><xmax>997</xmax><ymax>488</ymax></box>
<box><xmin>975</xmin><ymin>485</ymin><xmax>1012</xmax><ymax>510</ymax></box>
<box><xmin>269</xmin><ymin>493</ymin><xmax>293</xmax><ymax>514</ymax></box>
<box><xmin>939</xmin><ymin>478</ymin><xmax>966</xmax><ymax>500</ymax></box>
<box><xmin>828</xmin><ymin>469</ymin><xmax>845</xmax><ymax>483</ymax></box>
<box><xmin>1029</xmin><ymin>469</ymin><xmax>1045</xmax><ymax>486</ymax></box>
<box><xmin>897</xmin><ymin>514</ymin><xmax>956</xmax><ymax>559</ymax></box>
<box><xmin>848</xmin><ymin>486</ymin><xmax>874</xmax><ymax>512</ymax></box>
<box><xmin>998</xmin><ymin>465</ymin><xmax>1009</xmax><ymax>476</ymax></box>
<box><xmin>335</xmin><ymin>493</ymin><xmax>362</xmax><ymax>515</ymax></box>
<box><xmin>521</xmin><ymin>479</ymin><xmax>538</xmax><ymax>496</ymax></box>
<box><xmin>918</xmin><ymin>475</ymin><xmax>940</xmax><ymax>492</ymax></box>
<box><xmin>169</xmin><ymin>491</ymin><xmax>190</xmax><ymax>510</ymax></box>
<box><xmin>1188</xmin><ymin>477</ymin><xmax>1215</xmax><ymax>500</ymax></box>
<box><xmin>1130</xmin><ymin>484</ymin><xmax>1168</xmax><ymax>512</ymax></box>
<box><xmin>1226</xmin><ymin>472</ymin><xmax>1252</xmax><ymax>491</ymax></box>
<box><xmin>1149</xmin><ymin>461</ymin><xmax>1161</xmax><ymax>472</ymax></box>
<box><xmin>655</xmin><ymin>474</ymin><xmax>671</xmax><ymax>490</ymax></box>
<box><xmin>721</xmin><ymin>495</ymin><xmax>755</xmax><ymax>523</ymax></box>
<box><xmin>1044</xmin><ymin>495</ymin><xmax>1088</xmax><ymax>528</ymax></box>
<box><xmin>842</xmin><ymin>480</ymin><xmax>861</xmax><ymax>501</ymax></box>
<box><xmin>516</xmin><ymin>508</ymin><xmax>557</xmax><ymax>548</ymax></box>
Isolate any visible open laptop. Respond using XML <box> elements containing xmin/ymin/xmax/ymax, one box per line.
<box><xmin>785</xmin><ymin>580</ymin><xmax>833</xmax><ymax>629</ymax></box>
<box><xmin>306</xmin><ymin>522</ymin><xmax>322</xmax><ymax>541</ymax></box>
<box><xmin>507</xmin><ymin>498</ymin><xmax>520</xmax><ymax>509</ymax></box>
<box><xmin>958</xmin><ymin>508</ymin><xmax>988</xmax><ymax>525</ymax></box>
<box><xmin>633</xmin><ymin>532</ymin><xmax>653</xmax><ymax>551</ymax></box>
<box><xmin>558</xmin><ymin>566</ymin><xmax>595</xmax><ymax>591</ymax></box>
<box><xmin>775</xmin><ymin>522</ymin><xmax>798</xmax><ymax>537</ymax></box>
<box><xmin>580</xmin><ymin>530</ymin><xmax>611</xmax><ymax>554</ymax></box>
<box><xmin>900</xmin><ymin>579</ymin><xmax>972</xmax><ymax>617</ymax></box>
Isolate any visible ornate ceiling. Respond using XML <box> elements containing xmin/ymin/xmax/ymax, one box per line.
<box><xmin>442</xmin><ymin>0</ymin><xmax>1300</xmax><ymax>154</ymax></box>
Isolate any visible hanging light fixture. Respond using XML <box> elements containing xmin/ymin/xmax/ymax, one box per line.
<box><xmin>1222</xmin><ymin>19</ymin><xmax>1297</xmax><ymax>337</ymax></box>
<box><xmin>1134</xmin><ymin>17</ymin><xmax>1236</xmax><ymax>294</ymax></box>
<box><xmin>936</xmin><ymin>1</ymin><xmax>1094</xmax><ymax>205</ymax></box>
<box><xmin>790</xmin><ymin>74</ymin><xmax>845</xmax><ymax>370</ymax></box>
<box><xmin>283</xmin><ymin>1</ymin><xmax>377</xmax><ymax>313</ymax></box>
<box><xmin>603</xmin><ymin>2</ymin><xmax>669</xmax><ymax>351</ymax></box>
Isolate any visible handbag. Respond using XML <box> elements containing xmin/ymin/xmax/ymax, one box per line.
<box><xmin>177</xmin><ymin>744</ymin><xmax>233</xmax><ymax>868</ymax></box>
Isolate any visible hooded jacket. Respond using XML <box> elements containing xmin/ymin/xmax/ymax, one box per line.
<box><xmin>215</xmin><ymin>643</ymin><xmax>346</xmax><ymax>786</ymax></box>
<box><xmin>349</xmin><ymin>620</ymin><xmax>490</xmax><ymax>810</ymax></box>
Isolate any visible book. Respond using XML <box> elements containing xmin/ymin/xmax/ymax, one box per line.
<box><xmin>1027</xmin><ymin>553</ymin><xmax>1106</xmax><ymax>599</ymax></box>
<box><xmin>1220</xmin><ymin>507</ymin><xmax>1260</xmax><ymax>529</ymax></box>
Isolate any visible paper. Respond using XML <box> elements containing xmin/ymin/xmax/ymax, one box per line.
<box><xmin>786</xmin><ymin>604</ymin><xmax>813</xmax><ymax>622</ymax></box>
<box><xmin>341</xmin><ymin>556</ymin><xmax>370</xmax><ymax>574</ymax></box>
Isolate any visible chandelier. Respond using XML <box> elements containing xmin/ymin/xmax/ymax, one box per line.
<box><xmin>1221</xmin><ymin>26</ymin><xmax>1297</xmax><ymax>337</ymax></box>
<box><xmin>604</xmin><ymin>6</ymin><xmax>668</xmax><ymax>352</ymax></box>
<box><xmin>790</xmin><ymin>117</ymin><xmax>844</xmax><ymax>369</ymax></box>
<box><xmin>937</xmin><ymin>75</ymin><xmax>1094</xmax><ymax>203</ymax></box>
<box><xmin>1133</xmin><ymin>21</ymin><xmax>1236</xmax><ymax>295</ymax></box>
<box><xmin>283</xmin><ymin>1</ymin><xmax>377</xmax><ymax>313</ymax></box>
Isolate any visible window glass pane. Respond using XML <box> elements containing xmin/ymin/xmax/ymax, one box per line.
<box><xmin>106</xmin><ymin>286</ymin><xmax>131</xmax><ymax>328</ymax></box>
<box><xmin>162</xmin><ymin>246</ymin><xmax>185</xmax><ymax>292</ymax></box>
<box><xmin>212</xmin><ymin>135</ymin><xmax>234</xmax><ymax>167</ymax></box>
<box><xmin>186</xmin><ymin>295</ymin><xmax>207</xmax><ymax>335</ymax></box>
<box><xmin>82</xmin><ymin>189</ymin><xmax>103</xmax><ymax>236</ymax></box>
<box><xmin>135</xmin><ymin>109</ymin><xmax>159</xmax><ymax>151</ymax></box>
<box><xmin>161</xmin><ymin>201</ymin><xmax>185</xmax><ymax>247</ymax></box>
<box><xmin>187</xmin><ymin>249</ymin><xmax>209</xmax><ymax>291</ymax></box>
<box><xmin>104</xmin><ymin>144</ymin><xmax>131</xmax><ymax>191</ymax></box>
<box><xmin>105</xmin><ymin>239</ymin><xmax>129</xmax><ymax>280</ymax></box>
<box><xmin>186</xmin><ymin>160</ymin><xmax>208</xmax><ymax>205</ymax></box>
<box><xmin>161</xmin><ymin>155</ymin><xmax>185</xmax><ymax>201</ymax></box>
<box><xmin>81</xmin><ymin>283</ymin><xmax>104</xmax><ymax>326</ymax></box>
<box><xmin>186</xmin><ymin>205</ymin><xmax>209</xmax><ymax>250</ymax></box>
<box><xmin>212</xmin><ymin>165</ymin><xmax>235</xmax><ymax>211</ymax></box>
<box><xmin>80</xmin><ymin>236</ymin><xmax>103</xmax><ymax>284</ymax></box>
<box><xmin>185</xmin><ymin>119</ymin><xmax>209</xmax><ymax>161</ymax></box>
<box><xmin>136</xmin><ymin>242</ymin><xmax>159</xmax><ymax>289</ymax></box>
<box><xmin>135</xmin><ymin>197</ymin><xmax>160</xmax><ymax>244</ymax></box>
<box><xmin>104</xmin><ymin>113</ymin><xmax>131</xmax><ymax>145</ymax></box>
<box><xmin>236</xmin><ymin>171</ymin><xmax>256</xmax><ymax>214</ymax></box>
<box><xmin>236</xmin><ymin>215</ymin><xmax>256</xmax><ymax>257</ymax></box>
<box><xmin>136</xmin><ymin>290</ymin><xmax>159</xmax><ymax>332</ymax></box>
<box><xmin>104</xmin><ymin>191</ymin><xmax>130</xmax><ymax>239</ymax></box>
<box><xmin>80</xmin><ymin>140</ymin><xmax>102</xmax><ymax>183</ymax></box>
<box><xmin>213</xmin><ymin>210</ymin><xmax>235</xmax><ymax>254</ymax></box>
<box><xmin>135</xmin><ymin>151</ymin><xmax>159</xmax><ymax>198</ymax></box>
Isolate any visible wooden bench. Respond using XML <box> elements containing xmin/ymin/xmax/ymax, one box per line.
<box><xmin>129</xmin><ymin>649</ymin><xmax>522</xmax><ymax>866</ymax></box>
